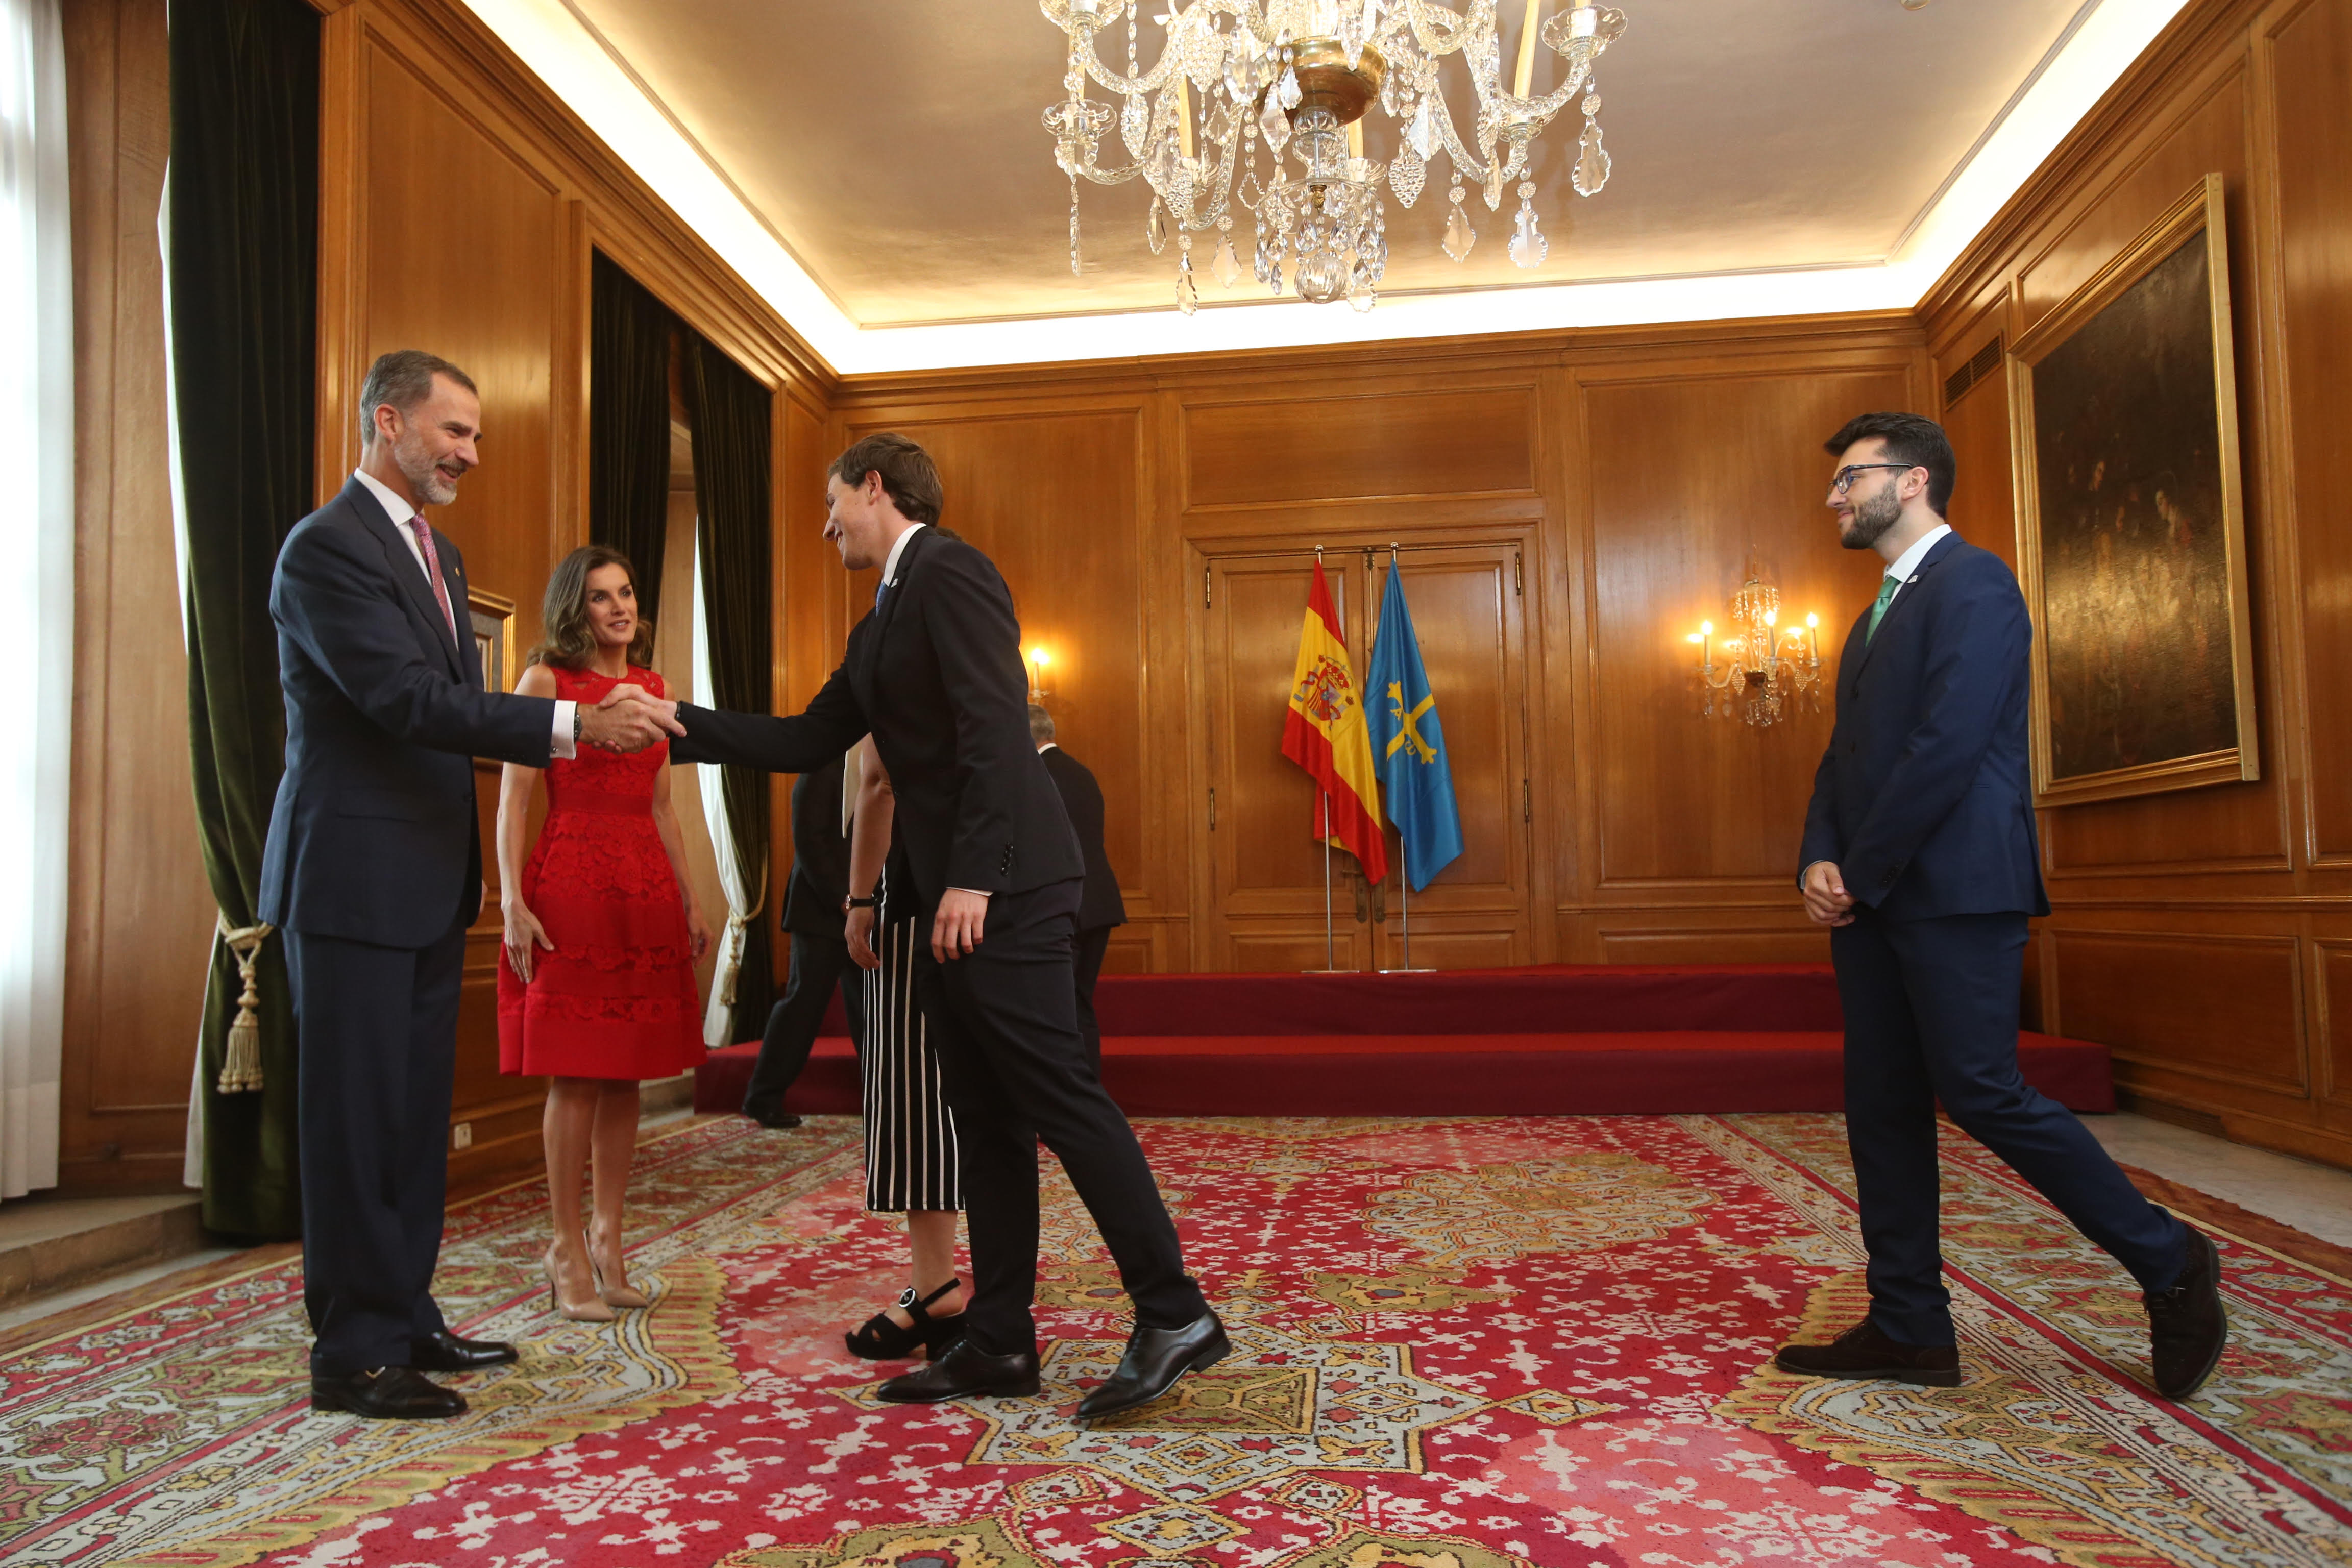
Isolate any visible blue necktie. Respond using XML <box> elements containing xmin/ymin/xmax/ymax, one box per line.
<box><xmin>874</xmin><ymin>579</ymin><xmax>888</xmax><ymax>614</ymax></box>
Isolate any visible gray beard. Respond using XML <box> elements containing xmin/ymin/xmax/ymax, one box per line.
<box><xmin>393</xmin><ymin>431</ymin><xmax>459</xmax><ymax>507</ymax></box>
<box><xmin>1841</xmin><ymin>484</ymin><xmax>1902</xmax><ymax>551</ymax></box>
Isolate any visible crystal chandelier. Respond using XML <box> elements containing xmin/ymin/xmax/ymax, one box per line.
<box><xmin>1039</xmin><ymin>1</ymin><xmax>1630</xmax><ymax>314</ymax></box>
<box><xmin>1684</xmin><ymin>572</ymin><xmax>1825</xmax><ymax>728</ymax></box>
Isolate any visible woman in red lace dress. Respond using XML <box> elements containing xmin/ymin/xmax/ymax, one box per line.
<box><xmin>497</xmin><ymin>546</ymin><xmax>710</xmax><ymax>1322</ymax></box>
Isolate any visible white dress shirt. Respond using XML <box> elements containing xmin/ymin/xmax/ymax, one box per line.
<box><xmin>351</xmin><ymin>467</ymin><xmax>574</xmax><ymax>758</ymax></box>
<box><xmin>1878</xmin><ymin>522</ymin><xmax>1952</xmax><ymax>617</ymax></box>
<box><xmin>880</xmin><ymin>520</ymin><xmax>925</xmax><ymax>587</ymax></box>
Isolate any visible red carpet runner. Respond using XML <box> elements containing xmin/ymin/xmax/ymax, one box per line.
<box><xmin>697</xmin><ymin>964</ymin><xmax>2112</xmax><ymax>1117</ymax></box>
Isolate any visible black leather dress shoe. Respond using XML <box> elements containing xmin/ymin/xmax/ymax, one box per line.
<box><xmin>875</xmin><ymin>1337</ymin><xmax>1041</xmax><ymax>1403</ymax></box>
<box><xmin>1077</xmin><ymin>1311</ymin><xmax>1230</xmax><ymax>1420</ymax></box>
<box><xmin>745</xmin><ymin>1107</ymin><xmax>803</xmax><ymax>1129</ymax></box>
<box><xmin>410</xmin><ymin>1330</ymin><xmax>519</xmax><ymax>1373</ymax></box>
<box><xmin>1774</xmin><ymin>1319</ymin><xmax>1961</xmax><ymax>1388</ymax></box>
<box><xmin>2146</xmin><ymin>1217</ymin><xmax>2227</xmax><ymax>1400</ymax></box>
<box><xmin>310</xmin><ymin>1365</ymin><xmax>468</xmax><ymax>1420</ymax></box>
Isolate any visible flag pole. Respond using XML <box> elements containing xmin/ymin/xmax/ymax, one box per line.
<box><xmin>1322</xmin><ymin>791</ymin><xmax>1335</xmax><ymax>971</ymax></box>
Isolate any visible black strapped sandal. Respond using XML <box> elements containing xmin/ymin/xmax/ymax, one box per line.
<box><xmin>845</xmin><ymin>1278</ymin><xmax>966</xmax><ymax>1360</ymax></box>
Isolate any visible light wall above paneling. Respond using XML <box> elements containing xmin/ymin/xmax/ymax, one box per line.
<box><xmin>461</xmin><ymin>0</ymin><xmax>2196</xmax><ymax>371</ymax></box>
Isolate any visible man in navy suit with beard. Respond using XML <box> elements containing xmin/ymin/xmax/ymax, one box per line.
<box><xmin>1777</xmin><ymin>411</ymin><xmax>2226</xmax><ymax>1401</ymax></box>
<box><xmin>262</xmin><ymin>351</ymin><xmax>676</xmax><ymax>1420</ymax></box>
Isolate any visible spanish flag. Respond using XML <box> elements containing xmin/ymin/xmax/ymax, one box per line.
<box><xmin>1281</xmin><ymin>559</ymin><xmax>1388</xmax><ymax>885</ymax></box>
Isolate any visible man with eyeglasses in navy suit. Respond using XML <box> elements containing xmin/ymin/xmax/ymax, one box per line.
<box><xmin>1777</xmin><ymin>411</ymin><xmax>2227</xmax><ymax>1401</ymax></box>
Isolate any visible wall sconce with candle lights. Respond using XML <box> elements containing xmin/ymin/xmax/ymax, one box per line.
<box><xmin>1026</xmin><ymin>646</ymin><xmax>1054</xmax><ymax>703</ymax></box>
<box><xmin>1684</xmin><ymin>570</ymin><xmax>1824</xmax><ymax>728</ymax></box>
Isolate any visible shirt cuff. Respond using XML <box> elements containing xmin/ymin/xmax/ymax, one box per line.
<box><xmin>947</xmin><ymin>887</ymin><xmax>992</xmax><ymax>899</ymax></box>
<box><xmin>551</xmin><ymin>699</ymin><xmax>577</xmax><ymax>761</ymax></box>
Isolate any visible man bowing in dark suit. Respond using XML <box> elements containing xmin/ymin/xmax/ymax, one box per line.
<box><xmin>1779</xmin><ymin>411</ymin><xmax>2226</xmax><ymax>1400</ymax></box>
<box><xmin>263</xmin><ymin>351</ymin><xmax>678</xmax><ymax>1420</ymax></box>
<box><xmin>1030</xmin><ymin>704</ymin><xmax>1126</xmax><ymax>1074</ymax></box>
<box><xmin>660</xmin><ymin>434</ymin><xmax>1222</xmax><ymax>1417</ymax></box>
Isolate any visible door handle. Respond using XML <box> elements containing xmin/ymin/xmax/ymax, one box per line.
<box><xmin>1351</xmin><ymin>867</ymin><xmax>1370</xmax><ymax>924</ymax></box>
<box><xmin>1370</xmin><ymin>877</ymin><xmax>1388</xmax><ymax>924</ymax></box>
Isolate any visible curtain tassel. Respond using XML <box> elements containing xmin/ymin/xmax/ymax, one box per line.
<box><xmin>215</xmin><ymin>913</ymin><xmax>274</xmax><ymax>1093</ymax></box>
<box><xmin>702</xmin><ymin>868</ymin><xmax>767</xmax><ymax>1051</ymax></box>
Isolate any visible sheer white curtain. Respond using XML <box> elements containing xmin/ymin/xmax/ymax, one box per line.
<box><xmin>690</xmin><ymin>546</ymin><xmax>751</xmax><ymax>1049</ymax></box>
<box><xmin>0</xmin><ymin>0</ymin><xmax>71</xmax><ymax>1199</ymax></box>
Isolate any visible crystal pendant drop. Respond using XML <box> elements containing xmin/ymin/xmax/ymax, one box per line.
<box><xmin>1259</xmin><ymin>91</ymin><xmax>1291</xmax><ymax>155</ymax></box>
<box><xmin>1507</xmin><ymin>182</ymin><xmax>1547</xmax><ymax>269</ymax></box>
<box><xmin>1484</xmin><ymin>160</ymin><xmax>1505</xmax><ymax>211</ymax></box>
<box><xmin>1409</xmin><ymin>96</ymin><xmax>1437</xmax><ymax>159</ymax></box>
<box><xmin>1069</xmin><ymin>180</ymin><xmax>1083</xmax><ymax>277</ymax></box>
<box><xmin>1121</xmin><ymin>94</ymin><xmax>1149</xmax><ymax>159</ymax></box>
<box><xmin>1574</xmin><ymin>119</ymin><xmax>1612</xmax><ymax>196</ymax></box>
<box><xmin>1442</xmin><ymin>187</ymin><xmax>1476</xmax><ymax>262</ymax></box>
<box><xmin>1204</xmin><ymin>101</ymin><xmax>1234</xmax><ymax>145</ymax></box>
<box><xmin>1147</xmin><ymin>197</ymin><xmax>1168</xmax><ymax>255</ymax></box>
<box><xmin>1238</xmin><ymin>164</ymin><xmax>1263</xmax><ymax>210</ymax></box>
<box><xmin>1212</xmin><ymin>219</ymin><xmax>1242</xmax><ymax>288</ymax></box>
<box><xmin>1388</xmin><ymin>146</ymin><xmax>1426</xmax><ymax>207</ymax></box>
<box><xmin>1582</xmin><ymin>90</ymin><xmax>1603</xmax><ymax>117</ymax></box>
<box><xmin>1176</xmin><ymin>254</ymin><xmax>1199</xmax><ymax>316</ymax></box>
<box><xmin>1277</xmin><ymin>65</ymin><xmax>1302</xmax><ymax>110</ymax></box>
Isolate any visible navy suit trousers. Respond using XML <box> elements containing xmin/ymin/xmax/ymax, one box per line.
<box><xmin>1832</xmin><ymin>906</ymin><xmax>2185</xmax><ymax>1344</ymax></box>
<box><xmin>916</xmin><ymin>877</ymin><xmax>1204</xmax><ymax>1354</ymax></box>
<box><xmin>285</xmin><ymin>917</ymin><xmax>467</xmax><ymax>1376</ymax></box>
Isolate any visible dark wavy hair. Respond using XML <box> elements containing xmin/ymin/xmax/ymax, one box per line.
<box><xmin>528</xmin><ymin>545</ymin><xmax>657</xmax><ymax>671</ymax></box>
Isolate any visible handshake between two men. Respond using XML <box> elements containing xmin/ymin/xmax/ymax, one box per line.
<box><xmin>579</xmin><ymin>683</ymin><xmax>686</xmax><ymax>753</ymax></box>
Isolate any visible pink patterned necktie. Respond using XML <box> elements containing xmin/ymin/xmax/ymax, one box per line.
<box><xmin>407</xmin><ymin>516</ymin><xmax>459</xmax><ymax>645</ymax></box>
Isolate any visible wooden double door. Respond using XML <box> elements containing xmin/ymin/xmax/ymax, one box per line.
<box><xmin>1196</xmin><ymin>538</ymin><xmax>1537</xmax><ymax>971</ymax></box>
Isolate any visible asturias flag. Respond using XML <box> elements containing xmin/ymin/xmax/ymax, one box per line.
<box><xmin>1365</xmin><ymin>560</ymin><xmax>1465</xmax><ymax>892</ymax></box>
<box><xmin>1281</xmin><ymin>559</ymin><xmax>1388</xmax><ymax>886</ymax></box>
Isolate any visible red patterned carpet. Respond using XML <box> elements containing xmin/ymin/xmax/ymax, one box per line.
<box><xmin>2</xmin><ymin>1112</ymin><xmax>2348</xmax><ymax>1567</ymax></box>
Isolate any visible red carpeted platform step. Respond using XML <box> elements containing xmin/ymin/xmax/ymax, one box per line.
<box><xmin>694</xmin><ymin>964</ymin><xmax>2113</xmax><ymax>1119</ymax></box>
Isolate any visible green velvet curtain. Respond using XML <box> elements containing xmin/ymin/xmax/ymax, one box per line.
<box><xmin>589</xmin><ymin>252</ymin><xmax>678</xmax><ymax>627</ymax></box>
<box><xmin>684</xmin><ymin>337</ymin><xmax>776</xmax><ymax>1038</ymax></box>
<box><xmin>172</xmin><ymin>0</ymin><xmax>320</xmax><ymax>1241</ymax></box>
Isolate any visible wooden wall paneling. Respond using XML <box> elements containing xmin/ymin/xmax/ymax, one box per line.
<box><xmin>2264</xmin><ymin>0</ymin><xmax>2352</xmax><ymax>866</ymax></box>
<box><xmin>1932</xmin><ymin>300</ymin><xmax>2021</xmax><ymax>576</ymax></box>
<box><xmin>1592</xmin><ymin>925</ymin><xmax>1833</xmax><ymax>966</ymax></box>
<box><xmin>2315</xmin><ymin>937</ymin><xmax>2352</xmax><ymax>1112</ymax></box>
<box><xmin>1182</xmin><ymin>383</ymin><xmax>1538</xmax><ymax>510</ymax></box>
<box><xmin>57</xmin><ymin>0</ymin><xmax>212</xmax><ymax>1193</ymax></box>
<box><xmin>2053</xmin><ymin>925</ymin><xmax>2305</xmax><ymax>1094</ymax></box>
<box><xmin>1580</xmin><ymin>362</ymin><xmax>1913</xmax><ymax>894</ymax></box>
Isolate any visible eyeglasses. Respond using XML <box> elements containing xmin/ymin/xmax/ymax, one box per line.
<box><xmin>1829</xmin><ymin>463</ymin><xmax>1918</xmax><ymax>496</ymax></box>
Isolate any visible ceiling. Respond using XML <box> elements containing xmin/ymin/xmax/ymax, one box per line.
<box><xmin>557</xmin><ymin>0</ymin><xmax>2101</xmax><ymax>329</ymax></box>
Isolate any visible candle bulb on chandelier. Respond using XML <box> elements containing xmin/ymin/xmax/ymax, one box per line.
<box><xmin>1805</xmin><ymin>611</ymin><xmax>1820</xmax><ymax>664</ymax></box>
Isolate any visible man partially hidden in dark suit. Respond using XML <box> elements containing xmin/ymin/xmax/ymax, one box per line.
<box><xmin>742</xmin><ymin>754</ymin><xmax>869</xmax><ymax>1127</ymax></box>
<box><xmin>1781</xmin><ymin>412</ymin><xmax>2226</xmax><ymax>1400</ymax></box>
<box><xmin>261</xmin><ymin>351</ymin><xmax>677</xmax><ymax>1421</ymax></box>
<box><xmin>1029</xmin><ymin>704</ymin><xmax>1126</xmax><ymax>1074</ymax></box>
<box><xmin>656</xmin><ymin>434</ymin><xmax>1222</xmax><ymax>1418</ymax></box>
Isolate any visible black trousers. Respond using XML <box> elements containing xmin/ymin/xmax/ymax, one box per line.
<box><xmin>1833</xmin><ymin>906</ymin><xmax>2186</xmax><ymax>1345</ymax></box>
<box><xmin>1073</xmin><ymin>923</ymin><xmax>1113</xmax><ymax>1076</ymax></box>
<box><xmin>916</xmin><ymin>878</ymin><xmax>1204</xmax><ymax>1353</ymax></box>
<box><xmin>285</xmin><ymin>918</ymin><xmax>467</xmax><ymax>1376</ymax></box>
<box><xmin>744</xmin><ymin>930</ymin><xmax>869</xmax><ymax>1117</ymax></box>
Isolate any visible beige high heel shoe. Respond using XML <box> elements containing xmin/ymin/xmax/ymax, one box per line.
<box><xmin>544</xmin><ymin>1246</ymin><xmax>618</xmax><ymax>1324</ymax></box>
<box><xmin>586</xmin><ymin>1229</ymin><xmax>652</xmax><ymax>1310</ymax></box>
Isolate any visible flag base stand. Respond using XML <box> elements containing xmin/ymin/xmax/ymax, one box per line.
<box><xmin>1377</xmin><ymin>967</ymin><xmax>1434</xmax><ymax>974</ymax></box>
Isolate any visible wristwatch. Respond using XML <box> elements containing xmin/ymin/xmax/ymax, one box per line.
<box><xmin>572</xmin><ymin>706</ymin><xmax>584</xmax><ymax>744</ymax></box>
<box><xmin>845</xmin><ymin>894</ymin><xmax>877</xmax><ymax>911</ymax></box>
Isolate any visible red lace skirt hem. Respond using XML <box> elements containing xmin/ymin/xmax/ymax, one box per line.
<box><xmin>497</xmin><ymin>1003</ymin><xmax>703</xmax><ymax>1080</ymax></box>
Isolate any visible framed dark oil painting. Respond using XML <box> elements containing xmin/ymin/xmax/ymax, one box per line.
<box><xmin>2008</xmin><ymin>173</ymin><xmax>2258</xmax><ymax>806</ymax></box>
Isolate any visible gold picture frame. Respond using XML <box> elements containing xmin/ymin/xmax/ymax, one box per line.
<box><xmin>467</xmin><ymin>585</ymin><xmax>517</xmax><ymax>694</ymax></box>
<box><xmin>2007</xmin><ymin>172</ymin><xmax>2258</xmax><ymax>807</ymax></box>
